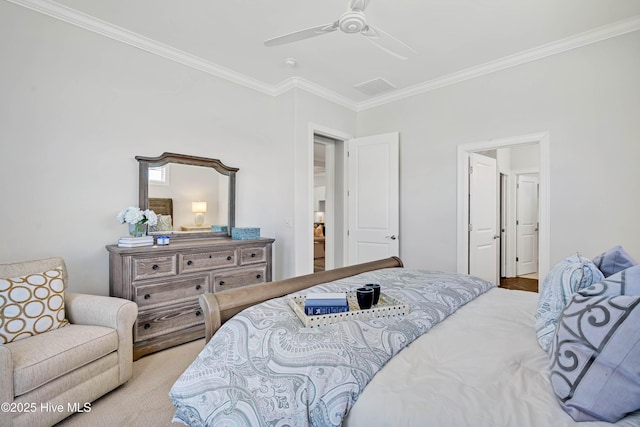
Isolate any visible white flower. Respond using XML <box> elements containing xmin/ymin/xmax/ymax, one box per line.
<box><xmin>117</xmin><ymin>206</ymin><xmax>158</xmax><ymax>225</ymax></box>
<box><xmin>144</xmin><ymin>209</ymin><xmax>158</xmax><ymax>226</ymax></box>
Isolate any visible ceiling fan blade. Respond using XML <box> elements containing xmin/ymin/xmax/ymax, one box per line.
<box><xmin>349</xmin><ymin>0</ymin><xmax>370</xmax><ymax>12</ymax></box>
<box><xmin>264</xmin><ymin>22</ymin><xmax>338</xmax><ymax>47</ymax></box>
<box><xmin>362</xmin><ymin>24</ymin><xmax>416</xmax><ymax>60</ymax></box>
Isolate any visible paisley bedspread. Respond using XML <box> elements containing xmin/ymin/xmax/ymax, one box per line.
<box><xmin>170</xmin><ymin>268</ymin><xmax>494</xmax><ymax>427</ymax></box>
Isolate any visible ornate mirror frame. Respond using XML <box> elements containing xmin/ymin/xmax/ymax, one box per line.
<box><xmin>136</xmin><ymin>152</ymin><xmax>238</xmax><ymax>240</ymax></box>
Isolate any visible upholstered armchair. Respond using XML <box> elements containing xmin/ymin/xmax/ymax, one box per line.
<box><xmin>0</xmin><ymin>257</ymin><xmax>138</xmax><ymax>427</ymax></box>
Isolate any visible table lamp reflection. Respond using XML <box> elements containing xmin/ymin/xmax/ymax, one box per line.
<box><xmin>191</xmin><ymin>201</ymin><xmax>207</xmax><ymax>226</ymax></box>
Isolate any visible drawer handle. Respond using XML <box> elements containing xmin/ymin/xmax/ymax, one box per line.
<box><xmin>187</xmin><ymin>260</ymin><xmax>193</xmax><ymax>266</ymax></box>
<box><xmin>251</xmin><ymin>253</ymin><xmax>256</xmax><ymax>258</ymax></box>
<box><xmin>209</xmin><ymin>255</ymin><xmax>212</xmax><ymax>258</ymax></box>
<box><xmin>144</xmin><ymin>294</ymin><xmax>151</xmax><ymax>300</ymax></box>
<box><xmin>144</xmin><ymin>323</ymin><xmax>150</xmax><ymax>330</ymax></box>
<box><xmin>226</xmin><ymin>256</ymin><xmax>232</xmax><ymax>261</ymax></box>
<box><xmin>219</xmin><ymin>281</ymin><xmax>225</xmax><ymax>286</ymax></box>
<box><xmin>196</xmin><ymin>285</ymin><xmax>201</xmax><ymax>290</ymax></box>
<box><xmin>256</xmin><ymin>274</ymin><xmax>262</xmax><ymax>279</ymax></box>
<box><xmin>195</xmin><ymin>310</ymin><xmax>201</xmax><ymax>317</ymax></box>
<box><xmin>152</xmin><ymin>264</ymin><xmax>159</xmax><ymax>270</ymax></box>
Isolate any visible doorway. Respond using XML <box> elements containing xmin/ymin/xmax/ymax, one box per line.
<box><xmin>312</xmin><ymin>134</ymin><xmax>345</xmax><ymax>272</ymax></box>
<box><xmin>313</xmin><ymin>139</ymin><xmax>329</xmax><ymax>272</ymax></box>
<box><xmin>500</xmin><ymin>171</ymin><xmax>539</xmax><ymax>292</ymax></box>
<box><xmin>457</xmin><ymin>132</ymin><xmax>550</xmax><ymax>286</ymax></box>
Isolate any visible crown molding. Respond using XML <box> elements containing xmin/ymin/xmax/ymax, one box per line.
<box><xmin>274</xmin><ymin>77</ymin><xmax>357</xmax><ymax>111</ymax></box>
<box><xmin>8</xmin><ymin>0</ymin><xmax>360</xmax><ymax>109</ymax></box>
<box><xmin>7</xmin><ymin>0</ymin><xmax>640</xmax><ymax>113</ymax></box>
<box><xmin>355</xmin><ymin>15</ymin><xmax>640</xmax><ymax>111</ymax></box>
<box><xmin>6</xmin><ymin>0</ymin><xmax>280</xmax><ymax>97</ymax></box>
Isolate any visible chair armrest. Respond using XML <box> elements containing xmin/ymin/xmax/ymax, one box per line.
<box><xmin>65</xmin><ymin>293</ymin><xmax>138</xmax><ymax>384</ymax></box>
<box><xmin>0</xmin><ymin>345</ymin><xmax>13</xmax><ymax>405</ymax></box>
<box><xmin>65</xmin><ymin>292</ymin><xmax>137</xmax><ymax>330</ymax></box>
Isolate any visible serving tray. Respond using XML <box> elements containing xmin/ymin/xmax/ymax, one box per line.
<box><xmin>288</xmin><ymin>291</ymin><xmax>410</xmax><ymax>328</ymax></box>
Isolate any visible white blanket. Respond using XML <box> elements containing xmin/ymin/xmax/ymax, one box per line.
<box><xmin>343</xmin><ymin>287</ymin><xmax>640</xmax><ymax>427</ymax></box>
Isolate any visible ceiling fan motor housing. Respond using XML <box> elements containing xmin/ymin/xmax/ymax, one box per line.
<box><xmin>339</xmin><ymin>11</ymin><xmax>367</xmax><ymax>33</ymax></box>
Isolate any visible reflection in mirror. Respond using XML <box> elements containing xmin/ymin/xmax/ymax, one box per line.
<box><xmin>136</xmin><ymin>153</ymin><xmax>238</xmax><ymax>240</ymax></box>
<box><xmin>148</xmin><ymin>163</ymin><xmax>229</xmax><ymax>231</ymax></box>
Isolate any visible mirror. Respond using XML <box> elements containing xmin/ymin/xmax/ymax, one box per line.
<box><xmin>136</xmin><ymin>152</ymin><xmax>237</xmax><ymax>239</ymax></box>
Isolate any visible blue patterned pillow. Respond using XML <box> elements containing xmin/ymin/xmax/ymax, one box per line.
<box><xmin>535</xmin><ymin>254</ymin><xmax>604</xmax><ymax>351</ymax></box>
<box><xmin>592</xmin><ymin>245</ymin><xmax>637</xmax><ymax>277</ymax></box>
<box><xmin>549</xmin><ymin>265</ymin><xmax>640</xmax><ymax>422</ymax></box>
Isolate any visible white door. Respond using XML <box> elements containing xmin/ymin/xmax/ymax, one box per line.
<box><xmin>469</xmin><ymin>153</ymin><xmax>499</xmax><ymax>284</ymax></box>
<box><xmin>516</xmin><ymin>174</ymin><xmax>538</xmax><ymax>276</ymax></box>
<box><xmin>348</xmin><ymin>132</ymin><xmax>399</xmax><ymax>264</ymax></box>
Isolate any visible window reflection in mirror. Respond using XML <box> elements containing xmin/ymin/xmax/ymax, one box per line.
<box><xmin>149</xmin><ymin>166</ymin><xmax>168</xmax><ymax>185</ymax></box>
<box><xmin>148</xmin><ymin>163</ymin><xmax>229</xmax><ymax>232</ymax></box>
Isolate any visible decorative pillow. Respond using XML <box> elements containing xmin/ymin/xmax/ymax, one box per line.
<box><xmin>592</xmin><ymin>245</ymin><xmax>637</xmax><ymax>277</ymax></box>
<box><xmin>148</xmin><ymin>214</ymin><xmax>173</xmax><ymax>232</ymax></box>
<box><xmin>157</xmin><ymin>214</ymin><xmax>173</xmax><ymax>232</ymax></box>
<box><xmin>0</xmin><ymin>268</ymin><xmax>69</xmax><ymax>344</ymax></box>
<box><xmin>535</xmin><ymin>254</ymin><xmax>604</xmax><ymax>351</ymax></box>
<box><xmin>549</xmin><ymin>264</ymin><xmax>640</xmax><ymax>422</ymax></box>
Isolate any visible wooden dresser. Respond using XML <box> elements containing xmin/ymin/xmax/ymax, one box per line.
<box><xmin>106</xmin><ymin>237</ymin><xmax>274</xmax><ymax>359</ymax></box>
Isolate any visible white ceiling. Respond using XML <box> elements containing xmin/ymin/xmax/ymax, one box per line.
<box><xmin>14</xmin><ymin>0</ymin><xmax>640</xmax><ymax>110</ymax></box>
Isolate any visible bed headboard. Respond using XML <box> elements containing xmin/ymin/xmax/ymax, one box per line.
<box><xmin>198</xmin><ymin>256</ymin><xmax>404</xmax><ymax>343</ymax></box>
<box><xmin>149</xmin><ymin>198</ymin><xmax>173</xmax><ymax>217</ymax></box>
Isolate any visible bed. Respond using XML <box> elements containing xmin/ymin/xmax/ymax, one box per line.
<box><xmin>169</xmin><ymin>257</ymin><xmax>640</xmax><ymax>426</ymax></box>
<box><xmin>148</xmin><ymin>197</ymin><xmax>174</xmax><ymax>232</ymax></box>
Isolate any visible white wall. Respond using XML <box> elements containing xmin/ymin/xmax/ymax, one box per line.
<box><xmin>356</xmin><ymin>30</ymin><xmax>640</xmax><ymax>270</ymax></box>
<box><xmin>0</xmin><ymin>2</ymin><xmax>357</xmax><ymax>293</ymax></box>
<box><xmin>1</xmin><ymin>1</ymin><xmax>638</xmax><ymax>295</ymax></box>
<box><xmin>508</xmin><ymin>144</ymin><xmax>539</xmax><ymax>171</ymax></box>
<box><xmin>0</xmin><ymin>2</ymin><xmax>298</xmax><ymax>293</ymax></box>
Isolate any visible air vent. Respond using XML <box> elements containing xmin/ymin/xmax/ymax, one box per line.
<box><xmin>354</xmin><ymin>78</ymin><xmax>396</xmax><ymax>95</ymax></box>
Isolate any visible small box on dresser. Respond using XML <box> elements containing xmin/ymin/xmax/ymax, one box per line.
<box><xmin>232</xmin><ymin>227</ymin><xmax>260</xmax><ymax>240</ymax></box>
<box><xmin>106</xmin><ymin>237</ymin><xmax>274</xmax><ymax>359</ymax></box>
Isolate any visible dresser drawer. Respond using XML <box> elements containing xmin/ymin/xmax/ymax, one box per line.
<box><xmin>132</xmin><ymin>255</ymin><xmax>177</xmax><ymax>281</ymax></box>
<box><xmin>179</xmin><ymin>249</ymin><xmax>237</xmax><ymax>273</ymax></box>
<box><xmin>134</xmin><ymin>274</ymin><xmax>209</xmax><ymax>308</ymax></box>
<box><xmin>135</xmin><ymin>301</ymin><xmax>204</xmax><ymax>342</ymax></box>
<box><xmin>213</xmin><ymin>265</ymin><xmax>267</xmax><ymax>291</ymax></box>
<box><xmin>240</xmin><ymin>246</ymin><xmax>267</xmax><ymax>264</ymax></box>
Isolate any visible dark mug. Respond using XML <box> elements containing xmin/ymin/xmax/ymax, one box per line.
<box><xmin>367</xmin><ymin>284</ymin><xmax>381</xmax><ymax>305</ymax></box>
<box><xmin>356</xmin><ymin>287</ymin><xmax>374</xmax><ymax>310</ymax></box>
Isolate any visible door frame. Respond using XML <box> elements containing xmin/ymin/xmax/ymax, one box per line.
<box><xmin>313</xmin><ymin>137</ymin><xmax>336</xmax><ymax>271</ymax></box>
<box><xmin>306</xmin><ymin>123</ymin><xmax>352</xmax><ymax>273</ymax></box>
<box><xmin>502</xmin><ymin>168</ymin><xmax>539</xmax><ymax>278</ymax></box>
<box><xmin>456</xmin><ymin>132</ymin><xmax>551</xmax><ymax>281</ymax></box>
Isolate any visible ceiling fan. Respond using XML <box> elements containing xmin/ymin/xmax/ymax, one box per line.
<box><xmin>264</xmin><ymin>0</ymin><xmax>415</xmax><ymax>60</ymax></box>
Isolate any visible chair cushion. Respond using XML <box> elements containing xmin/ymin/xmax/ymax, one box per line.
<box><xmin>0</xmin><ymin>267</ymin><xmax>69</xmax><ymax>344</ymax></box>
<box><xmin>6</xmin><ymin>324</ymin><xmax>118</xmax><ymax>396</ymax></box>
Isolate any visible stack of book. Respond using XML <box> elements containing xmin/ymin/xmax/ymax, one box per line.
<box><xmin>117</xmin><ymin>236</ymin><xmax>154</xmax><ymax>248</ymax></box>
<box><xmin>304</xmin><ymin>293</ymin><xmax>349</xmax><ymax>315</ymax></box>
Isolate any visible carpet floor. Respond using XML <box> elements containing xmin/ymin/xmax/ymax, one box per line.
<box><xmin>56</xmin><ymin>339</ymin><xmax>204</xmax><ymax>427</ymax></box>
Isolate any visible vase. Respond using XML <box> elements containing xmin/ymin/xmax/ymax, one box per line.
<box><xmin>128</xmin><ymin>222</ymin><xmax>147</xmax><ymax>237</ymax></box>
